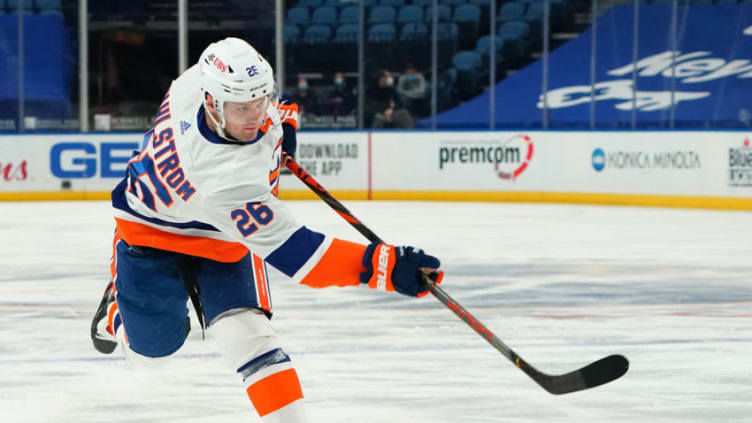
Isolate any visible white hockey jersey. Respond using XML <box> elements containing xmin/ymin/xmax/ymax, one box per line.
<box><xmin>112</xmin><ymin>65</ymin><xmax>366</xmax><ymax>288</ymax></box>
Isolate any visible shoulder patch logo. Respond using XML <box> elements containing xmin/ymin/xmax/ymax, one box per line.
<box><xmin>180</xmin><ymin>120</ymin><xmax>192</xmax><ymax>135</ymax></box>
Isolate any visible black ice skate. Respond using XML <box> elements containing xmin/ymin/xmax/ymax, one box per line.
<box><xmin>90</xmin><ymin>281</ymin><xmax>118</xmax><ymax>354</ymax></box>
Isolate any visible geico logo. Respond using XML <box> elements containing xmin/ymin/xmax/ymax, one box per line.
<box><xmin>50</xmin><ymin>142</ymin><xmax>139</xmax><ymax>178</ymax></box>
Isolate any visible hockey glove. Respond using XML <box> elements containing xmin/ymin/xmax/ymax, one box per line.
<box><xmin>359</xmin><ymin>243</ymin><xmax>444</xmax><ymax>297</ymax></box>
<box><xmin>281</xmin><ymin>121</ymin><xmax>297</xmax><ymax>161</ymax></box>
<box><xmin>279</xmin><ymin>102</ymin><xmax>298</xmax><ymax>163</ymax></box>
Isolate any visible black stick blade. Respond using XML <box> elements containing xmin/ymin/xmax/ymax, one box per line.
<box><xmin>531</xmin><ymin>354</ymin><xmax>629</xmax><ymax>395</ymax></box>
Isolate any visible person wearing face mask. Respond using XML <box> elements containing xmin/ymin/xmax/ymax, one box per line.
<box><xmin>293</xmin><ymin>76</ymin><xmax>323</xmax><ymax>118</ymax></box>
<box><xmin>365</xmin><ymin>69</ymin><xmax>414</xmax><ymax>129</ymax></box>
<box><xmin>326</xmin><ymin>72</ymin><xmax>356</xmax><ymax>117</ymax></box>
<box><xmin>396</xmin><ymin>63</ymin><xmax>427</xmax><ymax>117</ymax></box>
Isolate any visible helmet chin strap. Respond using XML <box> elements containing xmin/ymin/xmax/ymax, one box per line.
<box><xmin>204</xmin><ymin>97</ymin><xmax>232</xmax><ymax>140</ymax></box>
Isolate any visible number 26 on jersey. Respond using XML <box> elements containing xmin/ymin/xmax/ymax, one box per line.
<box><xmin>231</xmin><ymin>202</ymin><xmax>274</xmax><ymax>237</ymax></box>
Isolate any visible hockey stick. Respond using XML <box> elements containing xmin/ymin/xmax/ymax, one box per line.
<box><xmin>284</xmin><ymin>157</ymin><xmax>629</xmax><ymax>395</ymax></box>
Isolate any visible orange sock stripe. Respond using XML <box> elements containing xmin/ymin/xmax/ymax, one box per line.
<box><xmin>246</xmin><ymin>369</ymin><xmax>304</xmax><ymax>417</ymax></box>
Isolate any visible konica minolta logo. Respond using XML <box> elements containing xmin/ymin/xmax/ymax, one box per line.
<box><xmin>591</xmin><ymin>148</ymin><xmax>701</xmax><ymax>171</ymax></box>
<box><xmin>728</xmin><ymin>138</ymin><xmax>752</xmax><ymax>187</ymax></box>
<box><xmin>592</xmin><ymin>148</ymin><xmax>606</xmax><ymax>171</ymax></box>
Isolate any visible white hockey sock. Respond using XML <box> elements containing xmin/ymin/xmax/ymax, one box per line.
<box><xmin>241</xmin><ymin>354</ymin><xmax>306</xmax><ymax>422</ymax></box>
<box><xmin>210</xmin><ymin>308</ymin><xmax>307</xmax><ymax>422</ymax></box>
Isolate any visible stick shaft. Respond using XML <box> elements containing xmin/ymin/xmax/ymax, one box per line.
<box><xmin>284</xmin><ymin>157</ymin><xmax>628</xmax><ymax>395</ymax></box>
<box><xmin>285</xmin><ymin>158</ymin><xmax>518</xmax><ymax>358</ymax></box>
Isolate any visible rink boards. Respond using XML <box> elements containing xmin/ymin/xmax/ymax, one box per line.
<box><xmin>1</xmin><ymin>131</ymin><xmax>751</xmax><ymax>209</ymax></box>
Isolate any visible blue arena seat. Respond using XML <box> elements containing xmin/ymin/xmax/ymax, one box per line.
<box><xmin>283</xmin><ymin>24</ymin><xmax>301</xmax><ymax>43</ymax></box>
<box><xmin>437</xmin><ymin>21</ymin><xmax>460</xmax><ymax>67</ymax></box>
<box><xmin>378</xmin><ymin>0</ymin><xmax>405</xmax><ymax>7</ymax></box>
<box><xmin>468</xmin><ymin>0</ymin><xmax>491</xmax><ymax>32</ymax></box>
<box><xmin>424</xmin><ymin>4</ymin><xmax>451</xmax><ymax>23</ymax></box>
<box><xmin>334</xmin><ymin>23</ymin><xmax>360</xmax><ymax>42</ymax></box>
<box><xmin>339</xmin><ymin>5</ymin><xmax>360</xmax><ymax>24</ymax></box>
<box><xmin>475</xmin><ymin>34</ymin><xmax>502</xmax><ymax>68</ymax></box>
<box><xmin>7</xmin><ymin>0</ymin><xmax>33</xmax><ymax>12</ymax></box>
<box><xmin>438</xmin><ymin>22</ymin><xmax>459</xmax><ymax>40</ymax></box>
<box><xmin>454</xmin><ymin>4</ymin><xmax>481</xmax><ymax>23</ymax></box>
<box><xmin>413</xmin><ymin>0</ymin><xmax>432</xmax><ymax>6</ymax></box>
<box><xmin>369</xmin><ymin>5</ymin><xmax>396</xmax><ymax>24</ymax></box>
<box><xmin>498</xmin><ymin>2</ymin><xmax>525</xmax><ymax>23</ymax></box>
<box><xmin>453</xmin><ymin>4</ymin><xmax>481</xmax><ymax>49</ymax></box>
<box><xmin>303</xmin><ymin>23</ymin><xmax>332</xmax><ymax>43</ymax></box>
<box><xmin>281</xmin><ymin>24</ymin><xmax>301</xmax><ymax>69</ymax></box>
<box><xmin>311</xmin><ymin>6</ymin><xmax>337</xmax><ymax>26</ymax></box>
<box><xmin>323</xmin><ymin>0</ymin><xmax>354</xmax><ymax>6</ymax></box>
<box><xmin>441</xmin><ymin>0</ymin><xmax>465</xmax><ymax>7</ymax></box>
<box><xmin>452</xmin><ymin>50</ymin><xmax>481</xmax><ymax>71</ymax></box>
<box><xmin>397</xmin><ymin>5</ymin><xmax>423</xmax><ymax>24</ymax></box>
<box><xmin>451</xmin><ymin>50</ymin><xmax>482</xmax><ymax>100</ymax></box>
<box><xmin>333</xmin><ymin>24</ymin><xmax>360</xmax><ymax>67</ymax></box>
<box><xmin>498</xmin><ymin>20</ymin><xmax>529</xmax><ymax>64</ymax></box>
<box><xmin>368</xmin><ymin>22</ymin><xmax>396</xmax><ymax>42</ymax></box>
<box><xmin>368</xmin><ymin>23</ymin><xmax>397</xmax><ymax>69</ymax></box>
<box><xmin>286</xmin><ymin>7</ymin><xmax>310</xmax><ymax>27</ymax></box>
<box><xmin>297</xmin><ymin>0</ymin><xmax>324</xmax><ymax>8</ymax></box>
<box><xmin>302</xmin><ymin>24</ymin><xmax>333</xmax><ymax>69</ymax></box>
<box><xmin>37</xmin><ymin>0</ymin><xmax>61</xmax><ymax>13</ymax></box>
<box><xmin>400</xmin><ymin>21</ymin><xmax>427</xmax><ymax>41</ymax></box>
<box><xmin>525</xmin><ymin>2</ymin><xmax>543</xmax><ymax>22</ymax></box>
<box><xmin>397</xmin><ymin>22</ymin><xmax>429</xmax><ymax>69</ymax></box>
<box><xmin>525</xmin><ymin>2</ymin><xmax>543</xmax><ymax>42</ymax></box>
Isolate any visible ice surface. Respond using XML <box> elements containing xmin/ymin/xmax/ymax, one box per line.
<box><xmin>0</xmin><ymin>200</ymin><xmax>750</xmax><ymax>422</ymax></box>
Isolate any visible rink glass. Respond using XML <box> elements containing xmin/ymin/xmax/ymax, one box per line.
<box><xmin>4</xmin><ymin>0</ymin><xmax>749</xmax><ymax>132</ymax></box>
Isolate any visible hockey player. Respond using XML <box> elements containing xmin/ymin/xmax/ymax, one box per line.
<box><xmin>90</xmin><ymin>37</ymin><xmax>443</xmax><ymax>422</ymax></box>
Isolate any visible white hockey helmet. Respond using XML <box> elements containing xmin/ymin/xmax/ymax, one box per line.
<box><xmin>198</xmin><ymin>37</ymin><xmax>277</xmax><ymax>139</ymax></box>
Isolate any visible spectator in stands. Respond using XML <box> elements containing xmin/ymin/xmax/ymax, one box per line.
<box><xmin>365</xmin><ymin>69</ymin><xmax>414</xmax><ymax>129</ymax></box>
<box><xmin>293</xmin><ymin>76</ymin><xmax>323</xmax><ymax>116</ymax></box>
<box><xmin>326</xmin><ymin>72</ymin><xmax>356</xmax><ymax>117</ymax></box>
<box><xmin>396</xmin><ymin>63</ymin><xmax>427</xmax><ymax>117</ymax></box>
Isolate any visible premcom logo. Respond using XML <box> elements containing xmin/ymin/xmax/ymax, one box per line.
<box><xmin>438</xmin><ymin>135</ymin><xmax>534</xmax><ymax>181</ymax></box>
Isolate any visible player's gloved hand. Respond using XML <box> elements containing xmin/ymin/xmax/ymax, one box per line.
<box><xmin>281</xmin><ymin>121</ymin><xmax>296</xmax><ymax>163</ymax></box>
<box><xmin>279</xmin><ymin>102</ymin><xmax>298</xmax><ymax>164</ymax></box>
<box><xmin>359</xmin><ymin>243</ymin><xmax>443</xmax><ymax>297</ymax></box>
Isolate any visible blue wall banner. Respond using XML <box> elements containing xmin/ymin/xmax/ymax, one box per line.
<box><xmin>418</xmin><ymin>4</ymin><xmax>752</xmax><ymax>129</ymax></box>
